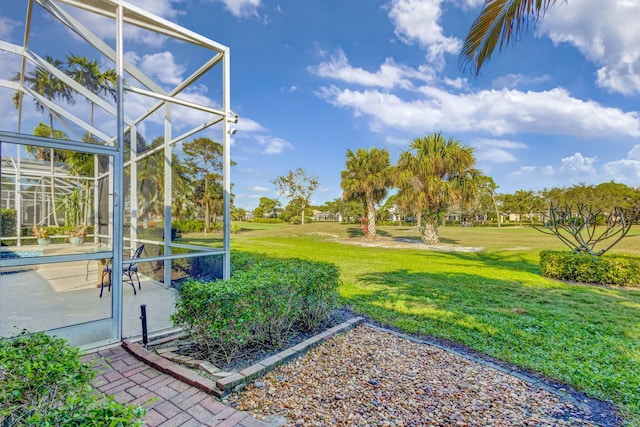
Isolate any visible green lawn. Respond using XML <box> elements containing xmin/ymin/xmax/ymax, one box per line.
<box><xmin>181</xmin><ymin>222</ymin><xmax>640</xmax><ymax>424</ymax></box>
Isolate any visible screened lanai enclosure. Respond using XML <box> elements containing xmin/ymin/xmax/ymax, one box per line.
<box><xmin>0</xmin><ymin>0</ymin><xmax>234</xmax><ymax>348</ymax></box>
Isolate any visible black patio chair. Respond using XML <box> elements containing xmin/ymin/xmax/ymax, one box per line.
<box><xmin>100</xmin><ymin>244</ymin><xmax>145</xmax><ymax>298</ymax></box>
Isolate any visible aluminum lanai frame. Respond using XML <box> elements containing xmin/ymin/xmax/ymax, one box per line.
<box><xmin>0</xmin><ymin>0</ymin><xmax>234</xmax><ymax>347</ymax></box>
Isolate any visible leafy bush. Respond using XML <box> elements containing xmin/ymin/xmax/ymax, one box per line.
<box><xmin>252</xmin><ymin>217</ymin><xmax>284</xmax><ymax>224</ymax></box>
<box><xmin>173</xmin><ymin>220</ymin><xmax>205</xmax><ymax>233</ymax></box>
<box><xmin>540</xmin><ymin>250</ymin><xmax>640</xmax><ymax>286</ymax></box>
<box><xmin>0</xmin><ymin>331</ymin><xmax>145</xmax><ymax>426</ymax></box>
<box><xmin>172</xmin><ymin>251</ymin><xmax>340</xmax><ymax>363</ymax></box>
<box><xmin>1</xmin><ymin>209</ymin><xmax>17</xmax><ymax>237</ymax></box>
<box><xmin>172</xmin><ymin>278</ymin><xmax>255</xmax><ymax>363</ymax></box>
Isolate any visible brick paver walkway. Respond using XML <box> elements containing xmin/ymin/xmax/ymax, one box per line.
<box><xmin>82</xmin><ymin>345</ymin><xmax>269</xmax><ymax>427</ymax></box>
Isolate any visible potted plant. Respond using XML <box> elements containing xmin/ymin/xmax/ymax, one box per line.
<box><xmin>33</xmin><ymin>225</ymin><xmax>51</xmax><ymax>246</ymax></box>
<box><xmin>66</xmin><ymin>225</ymin><xmax>87</xmax><ymax>246</ymax></box>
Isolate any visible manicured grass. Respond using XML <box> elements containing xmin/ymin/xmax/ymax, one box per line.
<box><xmin>180</xmin><ymin>222</ymin><xmax>640</xmax><ymax>424</ymax></box>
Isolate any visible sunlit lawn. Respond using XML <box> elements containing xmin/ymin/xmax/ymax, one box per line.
<box><xmin>180</xmin><ymin>222</ymin><xmax>640</xmax><ymax>424</ymax></box>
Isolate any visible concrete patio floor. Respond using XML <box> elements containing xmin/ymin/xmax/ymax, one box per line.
<box><xmin>0</xmin><ymin>245</ymin><xmax>176</xmax><ymax>341</ymax></box>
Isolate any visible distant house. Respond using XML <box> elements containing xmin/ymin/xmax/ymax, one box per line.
<box><xmin>313</xmin><ymin>210</ymin><xmax>339</xmax><ymax>222</ymax></box>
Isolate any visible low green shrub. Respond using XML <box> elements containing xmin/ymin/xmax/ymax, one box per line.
<box><xmin>1</xmin><ymin>209</ymin><xmax>17</xmax><ymax>237</ymax></box>
<box><xmin>173</xmin><ymin>219</ymin><xmax>205</xmax><ymax>233</ymax></box>
<box><xmin>172</xmin><ymin>251</ymin><xmax>340</xmax><ymax>363</ymax></box>
<box><xmin>0</xmin><ymin>331</ymin><xmax>145</xmax><ymax>426</ymax></box>
<box><xmin>540</xmin><ymin>250</ymin><xmax>640</xmax><ymax>286</ymax></box>
<box><xmin>252</xmin><ymin>217</ymin><xmax>284</xmax><ymax>224</ymax></box>
<box><xmin>172</xmin><ymin>278</ymin><xmax>255</xmax><ymax>363</ymax></box>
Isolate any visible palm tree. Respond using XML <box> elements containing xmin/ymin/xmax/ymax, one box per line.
<box><xmin>12</xmin><ymin>55</ymin><xmax>75</xmax><ymax>137</ymax></box>
<box><xmin>66</xmin><ymin>55</ymin><xmax>117</xmax><ymax>136</ymax></box>
<box><xmin>459</xmin><ymin>0</ymin><xmax>557</xmax><ymax>75</ymax></box>
<box><xmin>396</xmin><ymin>133</ymin><xmax>480</xmax><ymax>244</ymax></box>
<box><xmin>341</xmin><ymin>148</ymin><xmax>393</xmax><ymax>237</ymax></box>
<box><xmin>12</xmin><ymin>55</ymin><xmax>75</xmax><ymax>226</ymax></box>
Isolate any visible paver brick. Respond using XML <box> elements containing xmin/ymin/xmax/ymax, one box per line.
<box><xmin>216</xmin><ymin>410</ymin><xmax>249</xmax><ymax>427</ymax></box>
<box><xmin>168</xmin><ymin>378</ymin><xmax>192</xmax><ymax>393</ymax></box>
<box><xmin>143</xmin><ymin>409</ymin><xmax>167</xmax><ymax>427</ymax></box>
<box><xmin>154</xmin><ymin>400</ymin><xmax>182</xmax><ymax>419</ymax></box>
<box><xmin>157</xmin><ymin>412</ymin><xmax>192</xmax><ymax>427</ymax></box>
<box><xmin>126</xmin><ymin>384</ymin><xmax>149</xmax><ymax>398</ymax></box>
<box><xmin>199</xmin><ymin>396</ymin><xmax>228</xmax><ymax>415</ymax></box>
<box><xmin>186</xmin><ymin>403</ymin><xmax>216</xmax><ymax>424</ymax></box>
<box><xmin>112</xmin><ymin>389</ymin><xmax>134</xmax><ymax>404</ymax></box>
<box><xmin>102</xmin><ymin>379</ymin><xmax>136</xmax><ymax>394</ymax></box>
<box><xmin>170</xmin><ymin>388</ymin><xmax>206</xmax><ymax>409</ymax></box>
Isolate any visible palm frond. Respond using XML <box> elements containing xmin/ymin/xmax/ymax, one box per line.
<box><xmin>459</xmin><ymin>0</ymin><xmax>557</xmax><ymax>76</ymax></box>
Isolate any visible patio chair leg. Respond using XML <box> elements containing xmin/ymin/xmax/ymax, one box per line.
<box><xmin>100</xmin><ymin>271</ymin><xmax>109</xmax><ymax>298</ymax></box>
<box><xmin>126</xmin><ymin>273</ymin><xmax>137</xmax><ymax>295</ymax></box>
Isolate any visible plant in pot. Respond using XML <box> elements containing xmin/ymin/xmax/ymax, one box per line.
<box><xmin>33</xmin><ymin>225</ymin><xmax>51</xmax><ymax>246</ymax></box>
<box><xmin>66</xmin><ymin>225</ymin><xmax>87</xmax><ymax>246</ymax></box>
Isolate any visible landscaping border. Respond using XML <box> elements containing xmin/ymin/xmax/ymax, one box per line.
<box><xmin>123</xmin><ymin>317</ymin><xmax>365</xmax><ymax>397</ymax></box>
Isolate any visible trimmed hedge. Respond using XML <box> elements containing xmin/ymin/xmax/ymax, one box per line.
<box><xmin>171</xmin><ymin>251</ymin><xmax>340</xmax><ymax>363</ymax></box>
<box><xmin>0</xmin><ymin>331</ymin><xmax>145</xmax><ymax>426</ymax></box>
<box><xmin>540</xmin><ymin>250</ymin><xmax>640</xmax><ymax>286</ymax></box>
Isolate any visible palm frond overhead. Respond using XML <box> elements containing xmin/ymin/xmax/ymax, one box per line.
<box><xmin>459</xmin><ymin>0</ymin><xmax>557</xmax><ymax>76</ymax></box>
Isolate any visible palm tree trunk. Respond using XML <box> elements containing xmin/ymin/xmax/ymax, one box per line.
<box><xmin>48</xmin><ymin>114</ymin><xmax>60</xmax><ymax>226</ymax></box>
<box><xmin>491</xmin><ymin>192</ymin><xmax>501</xmax><ymax>228</ymax></box>
<box><xmin>420</xmin><ymin>216</ymin><xmax>439</xmax><ymax>245</ymax></box>
<box><xmin>366</xmin><ymin>195</ymin><xmax>376</xmax><ymax>237</ymax></box>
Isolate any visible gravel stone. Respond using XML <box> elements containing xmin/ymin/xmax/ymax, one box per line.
<box><xmin>231</xmin><ymin>325</ymin><xmax>611</xmax><ymax>426</ymax></box>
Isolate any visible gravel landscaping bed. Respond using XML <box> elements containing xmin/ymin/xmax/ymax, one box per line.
<box><xmin>227</xmin><ymin>324</ymin><xmax>619</xmax><ymax>427</ymax></box>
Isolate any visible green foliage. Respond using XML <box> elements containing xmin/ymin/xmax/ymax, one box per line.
<box><xmin>540</xmin><ymin>250</ymin><xmax>640</xmax><ymax>286</ymax></box>
<box><xmin>0</xmin><ymin>331</ymin><xmax>145</xmax><ymax>426</ymax></box>
<box><xmin>252</xmin><ymin>217</ymin><xmax>284</xmax><ymax>224</ymax></box>
<box><xmin>172</xmin><ymin>278</ymin><xmax>255</xmax><ymax>363</ymax></box>
<box><xmin>173</xmin><ymin>219</ymin><xmax>205</xmax><ymax>233</ymax></box>
<box><xmin>171</xmin><ymin>251</ymin><xmax>340</xmax><ymax>364</ymax></box>
<box><xmin>214</xmin><ymin>222</ymin><xmax>640</xmax><ymax>423</ymax></box>
<box><xmin>1</xmin><ymin>209</ymin><xmax>17</xmax><ymax>237</ymax></box>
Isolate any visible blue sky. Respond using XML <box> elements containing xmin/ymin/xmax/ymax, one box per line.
<box><xmin>2</xmin><ymin>0</ymin><xmax>640</xmax><ymax>211</ymax></box>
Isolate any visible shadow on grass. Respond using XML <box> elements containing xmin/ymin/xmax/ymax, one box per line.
<box><xmin>346</xmin><ymin>228</ymin><xmax>392</xmax><ymax>238</ymax></box>
<box><xmin>346</xmin><ymin>268</ymin><xmax>639</xmax><ymax>420</ymax></box>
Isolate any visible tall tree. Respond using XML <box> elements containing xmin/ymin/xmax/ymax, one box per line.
<box><xmin>396</xmin><ymin>133</ymin><xmax>480</xmax><ymax>244</ymax></box>
<box><xmin>460</xmin><ymin>0</ymin><xmax>558</xmax><ymax>75</ymax></box>
<box><xmin>66</xmin><ymin>55</ymin><xmax>117</xmax><ymax>137</ymax></box>
<box><xmin>254</xmin><ymin>197</ymin><xmax>281</xmax><ymax>219</ymax></box>
<box><xmin>477</xmin><ymin>175</ymin><xmax>501</xmax><ymax>227</ymax></box>
<box><xmin>12</xmin><ymin>56</ymin><xmax>75</xmax><ymax>226</ymax></box>
<box><xmin>272</xmin><ymin>168</ymin><xmax>318</xmax><ymax>225</ymax></box>
<box><xmin>341</xmin><ymin>148</ymin><xmax>393</xmax><ymax>238</ymax></box>
<box><xmin>12</xmin><ymin>55</ymin><xmax>75</xmax><ymax>137</ymax></box>
<box><xmin>182</xmin><ymin>137</ymin><xmax>223</xmax><ymax>230</ymax></box>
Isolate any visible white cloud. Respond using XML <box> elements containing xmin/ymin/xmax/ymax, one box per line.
<box><xmin>386</xmin><ymin>0</ymin><xmax>461</xmax><ymax>68</ymax></box>
<box><xmin>256</xmin><ymin>135</ymin><xmax>293</xmax><ymax>154</ymax></box>
<box><xmin>137</xmin><ymin>52</ymin><xmax>185</xmax><ymax>86</ymax></box>
<box><xmin>491</xmin><ymin>74</ymin><xmax>551</xmax><ymax>90</ymax></box>
<box><xmin>542</xmin><ymin>0</ymin><xmax>640</xmax><ymax>95</ymax></box>
<box><xmin>602</xmin><ymin>144</ymin><xmax>640</xmax><ymax>181</ymax></box>
<box><xmin>0</xmin><ymin>16</ymin><xmax>19</xmax><ymax>40</ymax></box>
<box><xmin>237</xmin><ymin>117</ymin><xmax>267</xmax><ymax>133</ymax></box>
<box><xmin>560</xmin><ymin>152</ymin><xmax>598</xmax><ymax>175</ymax></box>
<box><xmin>317</xmin><ymin>85</ymin><xmax>640</xmax><ymax>138</ymax></box>
<box><xmin>473</xmin><ymin>138</ymin><xmax>527</xmax><ymax>163</ymax></box>
<box><xmin>215</xmin><ymin>0</ymin><xmax>261</xmax><ymax>18</ymax></box>
<box><xmin>64</xmin><ymin>1</ymin><xmax>184</xmax><ymax>48</ymax></box>
<box><xmin>309</xmin><ymin>49</ymin><xmax>434</xmax><ymax>89</ymax></box>
<box><xmin>507</xmin><ymin>149</ymin><xmax>640</xmax><ymax>191</ymax></box>
<box><xmin>249</xmin><ymin>186</ymin><xmax>269</xmax><ymax>192</ymax></box>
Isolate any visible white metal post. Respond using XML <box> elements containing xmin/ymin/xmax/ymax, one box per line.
<box><xmin>112</xmin><ymin>4</ymin><xmax>125</xmax><ymax>342</ymax></box>
<box><xmin>222</xmin><ymin>48</ymin><xmax>231</xmax><ymax>280</ymax></box>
